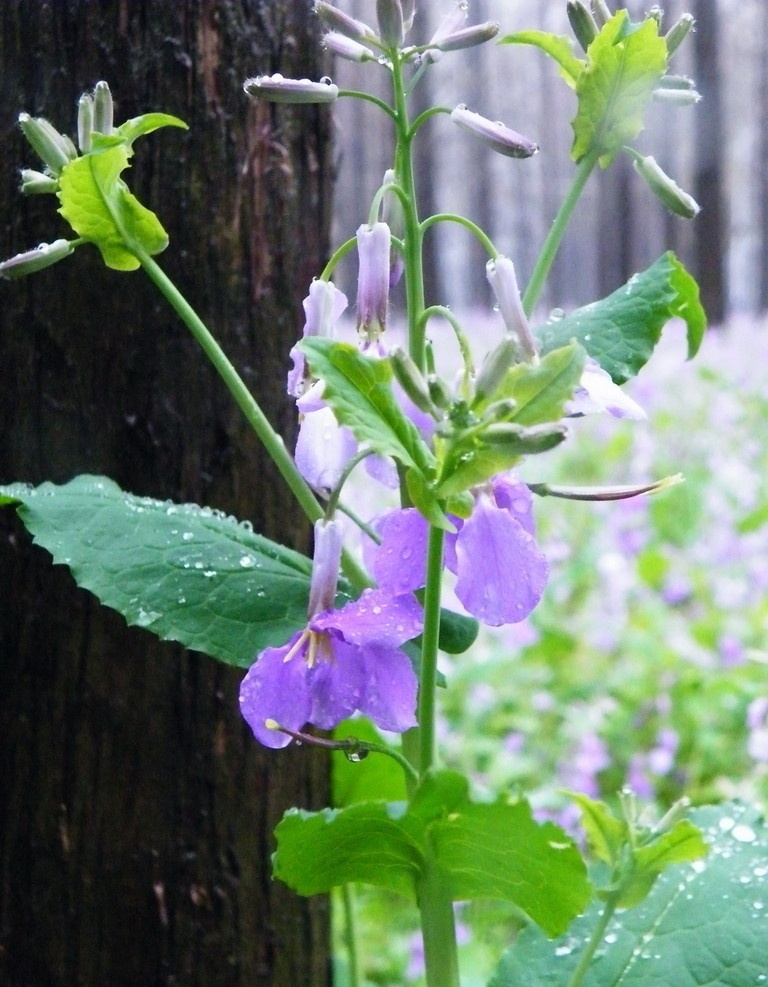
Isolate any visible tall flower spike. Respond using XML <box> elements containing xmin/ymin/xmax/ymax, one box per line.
<box><xmin>356</xmin><ymin>222</ymin><xmax>391</xmax><ymax>343</ymax></box>
<box><xmin>239</xmin><ymin>519</ymin><xmax>421</xmax><ymax>748</ymax></box>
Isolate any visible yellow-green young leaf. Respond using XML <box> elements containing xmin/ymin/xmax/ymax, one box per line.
<box><xmin>568</xmin><ymin>791</ymin><xmax>627</xmax><ymax>867</ymax></box>
<box><xmin>58</xmin><ymin>146</ymin><xmax>169</xmax><ymax>269</ymax></box>
<box><xmin>499</xmin><ymin>30</ymin><xmax>585</xmax><ymax>87</ymax></box>
<box><xmin>499</xmin><ymin>341</ymin><xmax>586</xmax><ymax>427</ymax></box>
<box><xmin>571</xmin><ymin>12</ymin><xmax>667</xmax><ymax>166</ymax></box>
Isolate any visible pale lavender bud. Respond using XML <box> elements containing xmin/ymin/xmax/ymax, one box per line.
<box><xmin>590</xmin><ymin>0</ymin><xmax>612</xmax><ymax>28</ymax></box>
<box><xmin>78</xmin><ymin>94</ymin><xmax>94</xmax><ymax>153</ymax></box>
<box><xmin>486</xmin><ymin>256</ymin><xmax>538</xmax><ymax>362</ymax></box>
<box><xmin>314</xmin><ymin>2</ymin><xmax>378</xmax><ymax>44</ymax></box>
<box><xmin>243</xmin><ymin>74</ymin><xmax>338</xmax><ymax>104</ymax></box>
<box><xmin>323</xmin><ymin>31</ymin><xmax>376</xmax><ymax>62</ymax></box>
<box><xmin>93</xmin><ymin>81</ymin><xmax>114</xmax><ymax>135</ymax></box>
<box><xmin>18</xmin><ymin>114</ymin><xmax>77</xmax><ymax>176</ymax></box>
<box><xmin>307</xmin><ymin>518</ymin><xmax>344</xmax><ymax>617</ymax></box>
<box><xmin>652</xmin><ymin>87</ymin><xmax>701</xmax><ymax>106</ymax></box>
<box><xmin>451</xmin><ymin>105</ymin><xmax>538</xmax><ymax>159</ymax></box>
<box><xmin>0</xmin><ymin>239</ymin><xmax>75</xmax><ymax>280</ymax></box>
<box><xmin>356</xmin><ymin>222</ymin><xmax>391</xmax><ymax>340</ymax></box>
<box><xmin>400</xmin><ymin>0</ymin><xmax>415</xmax><ymax>32</ymax></box>
<box><xmin>287</xmin><ymin>279</ymin><xmax>348</xmax><ymax>398</ymax></box>
<box><xmin>430</xmin><ymin>21</ymin><xmax>499</xmax><ymax>54</ymax></box>
<box><xmin>376</xmin><ymin>0</ymin><xmax>404</xmax><ymax>48</ymax></box>
<box><xmin>380</xmin><ymin>169</ymin><xmax>404</xmax><ymax>285</ymax></box>
<box><xmin>20</xmin><ymin>169</ymin><xmax>59</xmax><ymax>194</ymax></box>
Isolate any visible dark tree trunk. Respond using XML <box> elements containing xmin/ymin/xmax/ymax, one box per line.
<box><xmin>692</xmin><ymin>0</ymin><xmax>726</xmax><ymax>323</ymax></box>
<box><xmin>0</xmin><ymin>3</ymin><xmax>331</xmax><ymax>986</ymax></box>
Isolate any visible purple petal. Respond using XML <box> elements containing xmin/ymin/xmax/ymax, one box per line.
<box><xmin>239</xmin><ymin>635</ymin><xmax>312</xmax><ymax>748</ymax></box>
<box><xmin>454</xmin><ymin>492</ymin><xmax>548</xmax><ymax>625</ymax></box>
<box><xmin>295</xmin><ymin>407</ymin><xmax>358</xmax><ymax>491</ymax></box>
<box><xmin>372</xmin><ymin>508</ymin><xmax>429</xmax><ymax>594</ymax></box>
<box><xmin>313</xmin><ymin>587</ymin><xmax>423</xmax><ymax>648</ymax></box>
<box><xmin>570</xmin><ymin>359</ymin><xmax>646</xmax><ymax>420</ymax></box>
<box><xmin>306</xmin><ymin>638</ymin><xmax>366</xmax><ymax>729</ymax></box>
<box><xmin>307</xmin><ymin>519</ymin><xmax>344</xmax><ymax>617</ymax></box>
<box><xmin>358</xmin><ymin>644</ymin><xmax>418</xmax><ymax>732</ymax></box>
<box><xmin>489</xmin><ymin>475</ymin><xmax>537</xmax><ymax>535</ymax></box>
<box><xmin>302</xmin><ymin>278</ymin><xmax>348</xmax><ymax>339</ymax></box>
<box><xmin>356</xmin><ymin>221</ymin><xmax>391</xmax><ymax>339</ymax></box>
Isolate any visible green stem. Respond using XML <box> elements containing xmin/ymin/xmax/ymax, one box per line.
<box><xmin>418</xmin><ymin>523</ymin><xmax>445</xmax><ymax>776</ymax></box>
<box><xmin>420</xmin><ymin>212</ymin><xmax>499</xmax><ymax>259</ymax></box>
<box><xmin>564</xmin><ymin>892</ymin><xmax>620</xmax><ymax>987</ymax></box>
<box><xmin>137</xmin><ymin>251</ymin><xmax>369</xmax><ymax>590</ymax></box>
<box><xmin>418</xmin><ymin>867</ymin><xmax>461</xmax><ymax>987</ymax></box>
<box><xmin>522</xmin><ymin>150</ymin><xmax>599</xmax><ymax>316</ymax></box>
<box><xmin>341</xmin><ymin>884</ymin><xmax>364</xmax><ymax>987</ymax></box>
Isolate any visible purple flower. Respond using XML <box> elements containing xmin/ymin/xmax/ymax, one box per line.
<box><xmin>288</xmin><ymin>278</ymin><xmax>348</xmax><ymax>398</ymax></box>
<box><xmin>356</xmin><ymin>222</ymin><xmax>391</xmax><ymax>342</ymax></box>
<box><xmin>294</xmin><ymin>406</ymin><xmax>358</xmax><ymax>493</ymax></box>
<box><xmin>569</xmin><ymin>358</ymin><xmax>646</xmax><ymax>420</ymax></box>
<box><xmin>373</xmin><ymin>475</ymin><xmax>548</xmax><ymax>626</ymax></box>
<box><xmin>239</xmin><ymin>519</ymin><xmax>421</xmax><ymax>748</ymax></box>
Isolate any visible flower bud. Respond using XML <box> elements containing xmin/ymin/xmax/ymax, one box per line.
<box><xmin>356</xmin><ymin>222</ymin><xmax>391</xmax><ymax>341</ymax></box>
<box><xmin>307</xmin><ymin>518</ymin><xmax>344</xmax><ymax>617</ymax></box>
<box><xmin>632</xmin><ymin>154</ymin><xmax>700</xmax><ymax>219</ymax></box>
<box><xmin>567</xmin><ymin>0</ymin><xmax>598</xmax><ymax>52</ymax></box>
<box><xmin>243</xmin><ymin>74</ymin><xmax>338</xmax><ymax>104</ymax></box>
<box><xmin>93</xmin><ymin>80</ymin><xmax>115</xmax><ymax>135</ymax></box>
<box><xmin>0</xmin><ymin>239</ymin><xmax>75</xmax><ymax>280</ymax></box>
<box><xmin>485</xmin><ymin>256</ymin><xmax>538</xmax><ymax>362</ymax></box>
<box><xmin>590</xmin><ymin>0</ymin><xmax>612</xmax><ymax>28</ymax></box>
<box><xmin>314</xmin><ymin>1</ymin><xmax>378</xmax><ymax>43</ymax></box>
<box><xmin>427</xmin><ymin>374</ymin><xmax>452</xmax><ymax>410</ymax></box>
<box><xmin>390</xmin><ymin>348</ymin><xmax>438</xmax><ymax>417</ymax></box>
<box><xmin>472</xmin><ymin>336</ymin><xmax>517</xmax><ymax>406</ymax></box>
<box><xmin>18</xmin><ymin>113</ymin><xmax>77</xmax><ymax>176</ymax></box>
<box><xmin>400</xmin><ymin>0</ymin><xmax>415</xmax><ymax>31</ymax></box>
<box><xmin>380</xmin><ymin>169</ymin><xmax>405</xmax><ymax>285</ymax></box>
<box><xmin>451</xmin><ymin>105</ymin><xmax>538</xmax><ymax>159</ymax></box>
<box><xmin>19</xmin><ymin>169</ymin><xmax>59</xmax><ymax>194</ymax></box>
<box><xmin>482</xmin><ymin>421</ymin><xmax>567</xmax><ymax>456</ymax></box>
<box><xmin>428</xmin><ymin>21</ymin><xmax>500</xmax><ymax>57</ymax></box>
<box><xmin>376</xmin><ymin>0</ymin><xmax>404</xmax><ymax>48</ymax></box>
<box><xmin>78</xmin><ymin>94</ymin><xmax>94</xmax><ymax>153</ymax></box>
<box><xmin>665</xmin><ymin>13</ymin><xmax>695</xmax><ymax>56</ymax></box>
<box><xmin>323</xmin><ymin>31</ymin><xmax>376</xmax><ymax>62</ymax></box>
<box><xmin>652</xmin><ymin>87</ymin><xmax>701</xmax><ymax>106</ymax></box>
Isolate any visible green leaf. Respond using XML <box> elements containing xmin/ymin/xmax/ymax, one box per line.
<box><xmin>58</xmin><ymin>146</ymin><xmax>169</xmax><ymax>269</ymax></box>
<box><xmin>0</xmin><ymin>474</ymin><xmax>313</xmax><ymax>667</ymax></box>
<box><xmin>501</xmin><ymin>341</ymin><xmax>586</xmax><ymax>426</ymax></box>
<box><xmin>332</xmin><ymin>718</ymin><xmax>408</xmax><ymax>807</ymax></box>
<box><xmin>488</xmin><ymin>802</ymin><xmax>768</xmax><ymax>987</ymax></box>
<box><xmin>499</xmin><ymin>30</ymin><xmax>585</xmax><ymax>87</ymax></box>
<box><xmin>300</xmin><ymin>338</ymin><xmax>435</xmax><ymax>476</ymax></box>
<box><xmin>568</xmin><ymin>792</ymin><xmax>628</xmax><ymax>867</ymax></box>
<box><xmin>114</xmin><ymin>112</ymin><xmax>188</xmax><ymax>145</ymax></box>
<box><xmin>535</xmin><ymin>252</ymin><xmax>706</xmax><ymax>384</ymax></box>
<box><xmin>274</xmin><ymin>770</ymin><xmax>590</xmax><ymax>937</ymax></box>
<box><xmin>571</xmin><ymin>12</ymin><xmax>667</xmax><ymax>166</ymax></box>
<box><xmin>438</xmin><ymin>607</ymin><xmax>479</xmax><ymax>655</ymax></box>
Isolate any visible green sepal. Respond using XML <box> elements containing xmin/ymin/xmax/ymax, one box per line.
<box><xmin>535</xmin><ymin>252</ymin><xmax>705</xmax><ymax>384</ymax></box>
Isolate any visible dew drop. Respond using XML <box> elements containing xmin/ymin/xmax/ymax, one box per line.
<box><xmin>239</xmin><ymin>555</ymin><xmax>256</xmax><ymax>568</ymax></box>
<box><xmin>732</xmin><ymin>824</ymin><xmax>757</xmax><ymax>843</ymax></box>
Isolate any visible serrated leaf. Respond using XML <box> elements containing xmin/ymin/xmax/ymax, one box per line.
<box><xmin>572</xmin><ymin>12</ymin><xmax>667</xmax><ymax>166</ymax></box>
<box><xmin>58</xmin><ymin>146</ymin><xmax>169</xmax><ymax>269</ymax></box>
<box><xmin>488</xmin><ymin>802</ymin><xmax>768</xmax><ymax>987</ymax></box>
<box><xmin>114</xmin><ymin>112</ymin><xmax>188</xmax><ymax>145</ymax></box>
<box><xmin>299</xmin><ymin>338</ymin><xmax>435</xmax><ymax>477</ymax></box>
<box><xmin>535</xmin><ymin>252</ymin><xmax>705</xmax><ymax>384</ymax></box>
<box><xmin>499</xmin><ymin>30</ymin><xmax>585</xmax><ymax>87</ymax></box>
<box><xmin>274</xmin><ymin>770</ymin><xmax>590</xmax><ymax>937</ymax></box>
<box><xmin>0</xmin><ymin>474</ymin><xmax>313</xmax><ymax>667</ymax></box>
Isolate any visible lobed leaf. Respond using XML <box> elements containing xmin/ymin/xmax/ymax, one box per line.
<box><xmin>499</xmin><ymin>30</ymin><xmax>585</xmax><ymax>87</ymax></box>
<box><xmin>535</xmin><ymin>252</ymin><xmax>705</xmax><ymax>384</ymax></box>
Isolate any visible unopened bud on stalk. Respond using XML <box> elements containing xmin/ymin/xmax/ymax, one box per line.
<box><xmin>429</xmin><ymin>21</ymin><xmax>500</xmax><ymax>56</ymax></box>
<box><xmin>590</xmin><ymin>0</ymin><xmax>612</xmax><ymax>28</ymax></box>
<box><xmin>78</xmin><ymin>94</ymin><xmax>94</xmax><ymax>153</ymax></box>
<box><xmin>472</xmin><ymin>337</ymin><xmax>518</xmax><ymax>406</ymax></box>
<box><xmin>482</xmin><ymin>421</ymin><xmax>568</xmax><ymax>456</ymax></box>
<box><xmin>20</xmin><ymin>169</ymin><xmax>59</xmax><ymax>194</ymax></box>
<box><xmin>451</xmin><ymin>105</ymin><xmax>538</xmax><ymax>159</ymax></box>
<box><xmin>18</xmin><ymin>113</ymin><xmax>77</xmax><ymax>176</ymax></box>
<box><xmin>390</xmin><ymin>348</ymin><xmax>438</xmax><ymax>417</ymax></box>
<box><xmin>93</xmin><ymin>80</ymin><xmax>115</xmax><ymax>135</ymax></box>
<box><xmin>652</xmin><ymin>87</ymin><xmax>701</xmax><ymax>106</ymax></box>
<box><xmin>356</xmin><ymin>221</ymin><xmax>391</xmax><ymax>341</ymax></box>
<box><xmin>632</xmin><ymin>154</ymin><xmax>700</xmax><ymax>219</ymax></box>
<box><xmin>485</xmin><ymin>256</ymin><xmax>538</xmax><ymax>363</ymax></box>
<box><xmin>0</xmin><ymin>239</ymin><xmax>75</xmax><ymax>280</ymax></box>
<box><xmin>665</xmin><ymin>13</ymin><xmax>695</xmax><ymax>56</ymax></box>
<box><xmin>400</xmin><ymin>0</ymin><xmax>415</xmax><ymax>31</ymax></box>
<box><xmin>380</xmin><ymin>169</ymin><xmax>405</xmax><ymax>286</ymax></box>
<box><xmin>323</xmin><ymin>31</ymin><xmax>376</xmax><ymax>61</ymax></box>
<box><xmin>376</xmin><ymin>0</ymin><xmax>404</xmax><ymax>48</ymax></box>
<box><xmin>567</xmin><ymin>0</ymin><xmax>598</xmax><ymax>52</ymax></box>
<box><xmin>427</xmin><ymin>374</ymin><xmax>452</xmax><ymax>409</ymax></box>
<box><xmin>314</xmin><ymin>1</ymin><xmax>378</xmax><ymax>43</ymax></box>
<box><xmin>243</xmin><ymin>74</ymin><xmax>338</xmax><ymax>103</ymax></box>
